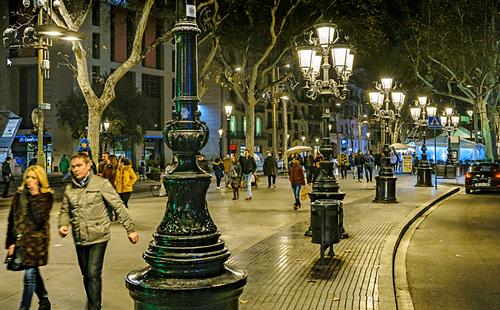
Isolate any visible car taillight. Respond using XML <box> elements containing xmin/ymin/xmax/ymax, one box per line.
<box><xmin>465</xmin><ymin>173</ymin><xmax>472</xmax><ymax>179</ymax></box>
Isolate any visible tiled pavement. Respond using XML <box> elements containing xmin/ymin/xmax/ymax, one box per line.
<box><xmin>0</xmin><ymin>171</ymin><xmax>461</xmax><ymax>309</ymax></box>
<box><xmin>227</xmin><ymin>176</ymin><xmax>460</xmax><ymax>310</ymax></box>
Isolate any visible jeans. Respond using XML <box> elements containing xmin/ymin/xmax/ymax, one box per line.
<box><xmin>119</xmin><ymin>192</ymin><xmax>132</xmax><ymax>208</ymax></box>
<box><xmin>63</xmin><ymin>172</ymin><xmax>69</xmax><ymax>180</ymax></box>
<box><xmin>364</xmin><ymin>164</ymin><xmax>374</xmax><ymax>181</ymax></box>
<box><xmin>2</xmin><ymin>181</ymin><xmax>10</xmax><ymax>197</ymax></box>
<box><xmin>267</xmin><ymin>175</ymin><xmax>276</xmax><ymax>187</ymax></box>
<box><xmin>356</xmin><ymin>165</ymin><xmax>364</xmax><ymax>180</ymax></box>
<box><xmin>305</xmin><ymin>168</ymin><xmax>313</xmax><ymax>184</ymax></box>
<box><xmin>339</xmin><ymin>165</ymin><xmax>347</xmax><ymax>178</ymax></box>
<box><xmin>76</xmin><ymin>242</ymin><xmax>108</xmax><ymax>310</ymax></box>
<box><xmin>292</xmin><ymin>183</ymin><xmax>302</xmax><ymax>206</ymax></box>
<box><xmin>215</xmin><ymin>172</ymin><xmax>223</xmax><ymax>187</ymax></box>
<box><xmin>244</xmin><ymin>173</ymin><xmax>253</xmax><ymax>197</ymax></box>
<box><xmin>20</xmin><ymin>267</ymin><xmax>48</xmax><ymax>309</ymax></box>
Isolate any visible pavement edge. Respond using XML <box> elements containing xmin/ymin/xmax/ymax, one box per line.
<box><xmin>378</xmin><ymin>187</ymin><xmax>461</xmax><ymax>310</ymax></box>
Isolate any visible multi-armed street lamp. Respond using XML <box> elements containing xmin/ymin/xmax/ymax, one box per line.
<box><xmin>369</xmin><ymin>78</ymin><xmax>405</xmax><ymax>203</ymax></box>
<box><xmin>296</xmin><ymin>22</ymin><xmax>354</xmax><ymax>240</ymax></box>
<box><xmin>3</xmin><ymin>0</ymin><xmax>83</xmax><ymax>169</ymax></box>
<box><xmin>410</xmin><ymin>96</ymin><xmax>436</xmax><ymax>187</ymax></box>
<box><xmin>440</xmin><ymin>108</ymin><xmax>460</xmax><ymax>178</ymax></box>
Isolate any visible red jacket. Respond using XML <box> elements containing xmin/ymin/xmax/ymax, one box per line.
<box><xmin>289</xmin><ymin>163</ymin><xmax>305</xmax><ymax>186</ymax></box>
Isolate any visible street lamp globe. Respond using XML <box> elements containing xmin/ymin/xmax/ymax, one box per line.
<box><xmin>467</xmin><ymin>109</ymin><xmax>473</xmax><ymax>118</ymax></box>
<box><xmin>426</xmin><ymin>105</ymin><xmax>437</xmax><ymax>117</ymax></box>
<box><xmin>218</xmin><ymin>128</ymin><xmax>223</xmax><ymax>138</ymax></box>
<box><xmin>224</xmin><ymin>105</ymin><xmax>232</xmax><ymax>119</ymax></box>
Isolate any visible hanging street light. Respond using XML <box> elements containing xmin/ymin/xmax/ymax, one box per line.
<box><xmin>368</xmin><ymin>77</ymin><xmax>406</xmax><ymax>203</ymax></box>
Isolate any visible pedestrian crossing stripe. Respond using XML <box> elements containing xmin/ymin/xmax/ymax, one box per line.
<box><xmin>428</xmin><ymin>116</ymin><xmax>442</xmax><ymax>129</ymax></box>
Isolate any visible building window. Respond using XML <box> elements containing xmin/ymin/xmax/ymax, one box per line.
<box><xmin>268</xmin><ymin>134</ymin><xmax>272</xmax><ymax>147</ymax></box>
<box><xmin>171</xmin><ymin>78</ymin><xmax>175</xmax><ymax>99</ymax></box>
<box><xmin>110</xmin><ymin>8</ymin><xmax>115</xmax><ymax>61</ymax></box>
<box><xmin>230</xmin><ymin>116</ymin><xmax>236</xmax><ymax>132</ymax></box>
<box><xmin>91</xmin><ymin>66</ymin><xmax>100</xmax><ymax>84</ymax></box>
<box><xmin>92</xmin><ymin>2</ymin><xmax>100</xmax><ymax>26</ymax></box>
<box><xmin>172</xmin><ymin>49</ymin><xmax>175</xmax><ymax>72</ymax></box>
<box><xmin>142</xmin><ymin>74</ymin><xmax>162</xmax><ymax>99</ymax></box>
<box><xmin>256</xmin><ymin>117</ymin><xmax>262</xmax><ymax>136</ymax></box>
<box><xmin>278</xmin><ymin>113</ymin><xmax>283</xmax><ymax>129</ymax></box>
<box><xmin>279</xmin><ymin>134</ymin><xmax>283</xmax><ymax>147</ymax></box>
<box><xmin>142</xmin><ymin>74</ymin><xmax>163</xmax><ymax>129</ymax></box>
<box><xmin>92</xmin><ymin>33</ymin><xmax>100</xmax><ymax>59</ymax></box>
<box><xmin>243</xmin><ymin>117</ymin><xmax>246</xmax><ymax>133</ymax></box>
<box><xmin>267</xmin><ymin>111</ymin><xmax>272</xmax><ymax>128</ymax></box>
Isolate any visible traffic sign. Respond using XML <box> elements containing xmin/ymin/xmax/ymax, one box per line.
<box><xmin>428</xmin><ymin>116</ymin><xmax>442</xmax><ymax>129</ymax></box>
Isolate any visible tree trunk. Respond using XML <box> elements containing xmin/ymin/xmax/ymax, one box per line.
<box><xmin>478</xmin><ymin>98</ymin><xmax>494</xmax><ymax>161</ymax></box>
<box><xmin>245</xmin><ymin>101</ymin><xmax>256</xmax><ymax>155</ymax></box>
<box><xmin>88</xmin><ymin>105</ymin><xmax>103</xmax><ymax>164</ymax></box>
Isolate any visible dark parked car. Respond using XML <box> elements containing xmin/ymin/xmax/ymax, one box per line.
<box><xmin>465</xmin><ymin>162</ymin><xmax>500</xmax><ymax>194</ymax></box>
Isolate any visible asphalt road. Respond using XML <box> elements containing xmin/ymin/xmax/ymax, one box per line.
<box><xmin>407</xmin><ymin>190</ymin><xmax>500</xmax><ymax>310</ymax></box>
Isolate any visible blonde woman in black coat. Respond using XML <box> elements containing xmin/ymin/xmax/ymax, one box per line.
<box><xmin>6</xmin><ymin>165</ymin><xmax>54</xmax><ymax>310</ymax></box>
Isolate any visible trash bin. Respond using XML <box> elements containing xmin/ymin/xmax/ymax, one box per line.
<box><xmin>311</xmin><ymin>199</ymin><xmax>343</xmax><ymax>245</ymax></box>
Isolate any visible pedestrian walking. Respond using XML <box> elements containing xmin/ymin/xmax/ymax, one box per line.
<box><xmin>2</xmin><ymin>156</ymin><xmax>13</xmax><ymax>198</ymax></box>
<box><xmin>5</xmin><ymin>165</ymin><xmax>54</xmax><ymax>310</ymax></box>
<box><xmin>263</xmin><ymin>152</ymin><xmax>278</xmax><ymax>188</ymax></box>
<box><xmin>229</xmin><ymin>154</ymin><xmax>242</xmax><ymax>200</ymax></box>
<box><xmin>58</xmin><ymin>152</ymin><xmax>139</xmax><ymax>310</ymax></box>
<box><xmin>138</xmin><ymin>161</ymin><xmax>146</xmax><ymax>181</ymax></box>
<box><xmin>212</xmin><ymin>158</ymin><xmax>224</xmax><ymax>189</ymax></box>
<box><xmin>197</xmin><ymin>154</ymin><xmax>210</xmax><ymax>173</ymax></box>
<box><xmin>374</xmin><ymin>152</ymin><xmax>382</xmax><ymax>171</ymax></box>
<box><xmin>239</xmin><ymin>150</ymin><xmax>256</xmax><ymax>200</ymax></box>
<box><xmin>60</xmin><ymin>154</ymin><xmax>70</xmax><ymax>181</ymax></box>
<box><xmin>102</xmin><ymin>154</ymin><xmax>119</xmax><ymax>220</ymax></box>
<box><xmin>363</xmin><ymin>150</ymin><xmax>375</xmax><ymax>182</ymax></box>
<box><xmin>354</xmin><ymin>150</ymin><xmax>364</xmax><ymax>182</ymax></box>
<box><xmin>289</xmin><ymin>158</ymin><xmax>305</xmax><ymax>210</ymax></box>
<box><xmin>97</xmin><ymin>152</ymin><xmax>109</xmax><ymax>177</ymax></box>
<box><xmin>312</xmin><ymin>152</ymin><xmax>323</xmax><ymax>183</ymax></box>
<box><xmin>222</xmin><ymin>155</ymin><xmax>231</xmax><ymax>188</ymax></box>
<box><xmin>303</xmin><ymin>151</ymin><xmax>315</xmax><ymax>185</ymax></box>
<box><xmin>337</xmin><ymin>150</ymin><xmax>349</xmax><ymax>179</ymax></box>
<box><xmin>115</xmin><ymin>157</ymin><xmax>137</xmax><ymax>208</ymax></box>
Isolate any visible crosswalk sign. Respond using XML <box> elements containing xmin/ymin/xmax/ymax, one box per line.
<box><xmin>428</xmin><ymin>116</ymin><xmax>442</xmax><ymax>129</ymax></box>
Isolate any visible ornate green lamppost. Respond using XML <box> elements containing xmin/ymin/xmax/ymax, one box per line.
<box><xmin>369</xmin><ymin>78</ymin><xmax>405</xmax><ymax>203</ymax></box>
<box><xmin>126</xmin><ymin>1</ymin><xmax>246</xmax><ymax>309</ymax></box>
<box><xmin>410</xmin><ymin>97</ymin><xmax>436</xmax><ymax>187</ymax></box>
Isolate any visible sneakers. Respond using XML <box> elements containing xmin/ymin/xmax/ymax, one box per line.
<box><xmin>294</xmin><ymin>204</ymin><xmax>300</xmax><ymax>210</ymax></box>
<box><xmin>232</xmin><ymin>197</ymin><xmax>237</xmax><ymax>200</ymax></box>
<box><xmin>246</xmin><ymin>196</ymin><xmax>252</xmax><ymax>200</ymax></box>
<box><xmin>217</xmin><ymin>187</ymin><xmax>220</xmax><ymax>190</ymax></box>
<box><xmin>273</xmin><ymin>184</ymin><xmax>276</xmax><ymax>188</ymax></box>
<box><xmin>358</xmin><ymin>179</ymin><xmax>362</xmax><ymax>183</ymax></box>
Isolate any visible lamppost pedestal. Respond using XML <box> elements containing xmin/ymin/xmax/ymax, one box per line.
<box><xmin>373</xmin><ymin>144</ymin><xmax>398</xmax><ymax>203</ymax></box>
<box><xmin>415</xmin><ymin>166</ymin><xmax>433</xmax><ymax>187</ymax></box>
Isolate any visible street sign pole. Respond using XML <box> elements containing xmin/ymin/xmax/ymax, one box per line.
<box><xmin>434</xmin><ymin>129</ymin><xmax>437</xmax><ymax>189</ymax></box>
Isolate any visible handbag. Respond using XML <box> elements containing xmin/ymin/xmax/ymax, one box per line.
<box><xmin>300</xmin><ymin>186</ymin><xmax>309</xmax><ymax>200</ymax></box>
<box><xmin>5</xmin><ymin>245</ymin><xmax>24</xmax><ymax>271</ymax></box>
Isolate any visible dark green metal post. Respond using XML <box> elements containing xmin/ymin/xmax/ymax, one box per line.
<box><xmin>373</xmin><ymin>120</ymin><xmax>398</xmax><ymax>203</ymax></box>
<box><xmin>126</xmin><ymin>1</ymin><xmax>246</xmax><ymax>308</ymax></box>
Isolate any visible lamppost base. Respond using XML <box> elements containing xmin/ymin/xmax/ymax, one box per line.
<box><xmin>373</xmin><ymin>175</ymin><xmax>398</xmax><ymax>203</ymax></box>
<box><xmin>415</xmin><ymin>167</ymin><xmax>433</xmax><ymax>187</ymax></box>
<box><xmin>126</xmin><ymin>265</ymin><xmax>247</xmax><ymax>310</ymax></box>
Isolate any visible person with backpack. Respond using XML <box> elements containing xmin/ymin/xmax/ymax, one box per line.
<box><xmin>115</xmin><ymin>158</ymin><xmax>137</xmax><ymax>208</ymax></box>
<box><xmin>228</xmin><ymin>154</ymin><xmax>242</xmax><ymax>200</ymax></box>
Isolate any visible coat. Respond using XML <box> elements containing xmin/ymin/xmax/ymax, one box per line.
<box><xmin>115</xmin><ymin>165</ymin><xmax>137</xmax><ymax>194</ymax></box>
<box><xmin>337</xmin><ymin>153</ymin><xmax>349</xmax><ymax>167</ymax></box>
<box><xmin>263</xmin><ymin>156</ymin><xmax>278</xmax><ymax>176</ymax></box>
<box><xmin>303</xmin><ymin>154</ymin><xmax>315</xmax><ymax>168</ymax></box>
<box><xmin>212</xmin><ymin>161</ymin><xmax>224</xmax><ymax>176</ymax></box>
<box><xmin>198</xmin><ymin>159</ymin><xmax>211</xmax><ymax>173</ymax></box>
<box><xmin>2</xmin><ymin>161</ymin><xmax>12</xmax><ymax>181</ymax></box>
<box><xmin>103</xmin><ymin>164</ymin><xmax>117</xmax><ymax>189</ymax></box>
<box><xmin>354</xmin><ymin>153</ymin><xmax>364</xmax><ymax>166</ymax></box>
<box><xmin>59</xmin><ymin>171</ymin><xmax>135</xmax><ymax>246</ymax></box>
<box><xmin>229</xmin><ymin>161</ymin><xmax>242</xmax><ymax>184</ymax></box>
<box><xmin>289</xmin><ymin>163</ymin><xmax>306</xmax><ymax>186</ymax></box>
<box><xmin>6</xmin><ymin>190</ymin><xmax>54</xmax><ymax>267</ymax></box>
<box><xmin>363</xmin><ymin>154</ymin><xmax>375</xmax><ymax>168</ymax></box>
<box><xmin>239</xmin><ymin>156</ymin><xmax>256</xmax><ymax>175</ymax></box>
<box><xmin>59</xmin><ymin>157</ymin><xmax>70</xmax><ymax>173</ymax></box>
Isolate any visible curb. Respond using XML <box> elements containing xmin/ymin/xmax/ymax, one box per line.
<box><xmin>378</xmin><ymin>186</ymin><xmax>461</xmax><ymax>310</ymax></box>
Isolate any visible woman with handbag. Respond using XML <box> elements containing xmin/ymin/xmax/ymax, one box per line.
<box><xmin>5</xmin><ymin>165</ymin><xmax>54</xmax><ymax>310</ymax></box>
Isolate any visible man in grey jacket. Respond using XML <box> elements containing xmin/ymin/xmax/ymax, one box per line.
<box><xmin>58</xmin><ymin>152</ymin><xmax>139</xmax><ymax>310</ymax></box>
